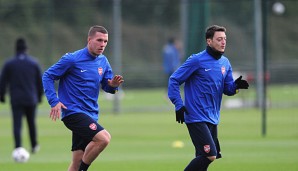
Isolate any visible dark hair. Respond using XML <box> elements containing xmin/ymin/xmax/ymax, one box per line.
<box><xmin>168</xmin><ymin>37</ymin><xmax>175</xmax><ymax>44</ymax></box>
<box><xmin>205</xmin><ymin>25</ymin><xmax>226</xmax><ymax>40</ymax></box>
<box><xmin>15</xmin><ymin>38</ymin><xmax>27</xmax><ymax>53</ymax></box>
<box><xmin>88</xmin><ymin>25</ymin><xmax>108</xmax><ymax>37</ymax></box>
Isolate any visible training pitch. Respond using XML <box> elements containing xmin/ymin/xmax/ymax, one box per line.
<box><xmin>0</xmin><ymin>87</ymin><xmax>297</xmax><ymax>171</ymax></box>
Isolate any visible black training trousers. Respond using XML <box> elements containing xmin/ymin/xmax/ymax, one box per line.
<box><xmin>11</xmin><ymin>104</ymin><xmax>38</xmax><ymax>149</ymax></box>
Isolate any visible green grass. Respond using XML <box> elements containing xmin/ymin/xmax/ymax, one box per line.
<box><xmin>0</xmin><ymin>87</ymin><xmax>298</xmax><ymax>171</ymax></box>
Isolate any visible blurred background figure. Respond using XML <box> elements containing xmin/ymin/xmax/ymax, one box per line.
<box><xmin>162</xmin><ymin>37</ymin><xmax>182</xmax><ymax>82</ymax></box>
<box><xmin>0</xmin><ymin>38</ymin><xmax>43</xmax><ymax>154</ymax></box>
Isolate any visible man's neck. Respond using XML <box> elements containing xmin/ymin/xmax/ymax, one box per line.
<box><xmin>206</xmin><ymin>46</ymin><xmax>223</xmax><ymax>60</ymax></box>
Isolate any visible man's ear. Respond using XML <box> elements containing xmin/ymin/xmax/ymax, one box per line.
<box><xmin>206</xmin><ymin>38</ymin><xmax>212</xmax><ymax>46</ymax></box>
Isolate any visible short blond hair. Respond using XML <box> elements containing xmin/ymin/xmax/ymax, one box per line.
<box><xmin>88</xmin><ymin>25</ymin><xmax>108</xmax><ymax>37</ymax></box>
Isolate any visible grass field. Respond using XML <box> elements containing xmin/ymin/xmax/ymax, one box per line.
<box><xmin>0</xmin><ymin>87</ymin><xmax>298</xmax><ymax>171</ymax></box>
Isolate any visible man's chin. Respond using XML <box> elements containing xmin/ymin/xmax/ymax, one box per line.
<box><xmin>97</xmin><ymin>50</ymin><xmax>103</xmax><ymax>55</ymax></box>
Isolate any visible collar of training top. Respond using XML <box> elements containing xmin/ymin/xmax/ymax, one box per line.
<box><xmin>206</xmin><ymin>46</ymin><xmax>223</xmax><ymax>60</ymax></box>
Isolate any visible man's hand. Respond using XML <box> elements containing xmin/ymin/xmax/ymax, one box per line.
<box><xmin>235</xmin><ymin>76</ymin><xmax>249</xmax><ymax>89</ymax></box>
<box><xmin>108</xmin><ymin>75</ymin><xmax>124</xmax><ymax>87</ymax></box>
<box><xmin>50</xmin><ymin>102</ymin><xmax>67</xmax><ymax>121</ymax></box>
<box><xmin>176</xmin><ymin>106</ymin><xmax>187</xmax><ymax>124</ymax></box>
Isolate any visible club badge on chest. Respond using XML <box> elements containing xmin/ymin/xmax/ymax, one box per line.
<box><xmin>221</xmin><ymin>66</ymin><xmax>226</xmax><ymax>75</ymax></box>
<box><xmin>98</xmin><ymin>67</ymin><xmax>103</xmax><ymax>76</ymax></box>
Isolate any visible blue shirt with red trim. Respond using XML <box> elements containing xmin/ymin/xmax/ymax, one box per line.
<box><xmin>168</xmin><ymin>50</ymin><xmax>237</xmax><ymax>124</ymax></box>
<box><xmin>42</xmin><ymin>47</ymin><xmax>117</xmax><ymax>121</ymax></box>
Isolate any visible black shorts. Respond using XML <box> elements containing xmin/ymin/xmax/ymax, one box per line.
<box><xmin>186</xmin><ymin>122</ymin><xmax>222</xmax><ymax>159</ymax></box>
<box><xmin>62</xmin><ymin>113</ymin><xmax>104</xmax><ymax>151</ymax></box>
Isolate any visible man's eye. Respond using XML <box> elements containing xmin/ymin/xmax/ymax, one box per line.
<box><xmin>217</xmin><ymin>38</ymin><xmax>226</xmax><ymax>41</ymax></box>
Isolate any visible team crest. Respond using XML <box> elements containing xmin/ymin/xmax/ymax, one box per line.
<box><xmin>98</xmin><ymin>67</ymin><xmax>103</xmax><ymax>76</ymax></box>
<box><xmin>221</xmin><ymin>66</ymin><xmax>226</xmax><ymax>74</ymax></box>
<box><xmin>204</xmin><ymin>145</ymin><xmax>210</xmax><ymax>153</ymax></box>
<box><xmin>89</xmin><ymin>123</ymin><xmax>97</xmax><ymax>130</ymax></box>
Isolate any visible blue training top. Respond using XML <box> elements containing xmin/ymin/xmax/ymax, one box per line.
<box><xmin>168</xmin><ymin>50</ymin><xmax>237</xmax><ymax>125</ymax></box>
<box><xmin>42</xmin><ymin>47</ymin><xmax>117</xmax><ymax>121</ymax></box>
<box><xmin>162</xmin><ymin>43</ymin><xmax>180</xmax><ymax>75</ymax></box>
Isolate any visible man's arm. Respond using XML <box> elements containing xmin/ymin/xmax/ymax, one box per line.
<box><xmin>223</xmin><ymin>66</ymin><xmax>249</xmax><ymax>96</ymax></box>
<box><xmin>42</xmin><ymin>72</ymin><xmax>59</xmax><ymax>107</ymax></box>
<box><xmin>101</xmin><ymin>75</ymin><xmax>124</xmax><ymax>94</ymax></box>
<box><xmin>43</xmin><ymin>54</ymin><xmax>73</xmax><ymax>121</ymax></box>
<box><xmin>0</xmin><ymin>63</ymin><xmax>9</xmax><ymax>103</ymax></box>
<box><xmin>42</xmin><ymin>54</ymin><xmax>73</xmax><ymax>107</ymax></box>
<box><xmin>101</xmin><ymin>60</ymin><xmax>124</xmax><ymax>94</ymax></box>
<box><xmin>168</xmin><ymin>55</ymin><xmax>197</xmax><ymax>111</ymax></box>
<box><xmin>35</xmin><ymin>64</ymin><xmax>44</xmax><ymax>103</ymax></box>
